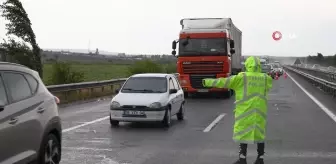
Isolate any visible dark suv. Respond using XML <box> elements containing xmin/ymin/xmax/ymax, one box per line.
<box><xmin>0</xmin><ymin>62</ymin><xmax>62</xmax><ymax>164</ymax></box>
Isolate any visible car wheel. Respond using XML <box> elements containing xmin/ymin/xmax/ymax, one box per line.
<box><xmin>162</xmin><ymin>108</ymin><xmax>171</xmax><ymax>128</ymax></box>
<box><xmin>39</xmin><ymin>133</ymin><xmax>61</xmax><ymax>164</ymax></box>
<box><xmin>110</xmin><ymin>115</ymin><xmax>119</xmax><ymax>127</ymax></box>
<box><xmin>177</xmin><ymin>103</ymin><xmax>185</xmax><ymax>121</ymax></box>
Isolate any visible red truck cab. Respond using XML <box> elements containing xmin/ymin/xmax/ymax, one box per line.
<box><xmin>171</xmin><ymin>18</ymin><xmax>242</xmax><ymax>98</ymax></box>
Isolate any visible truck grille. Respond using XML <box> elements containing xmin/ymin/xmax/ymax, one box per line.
<box><xmin>182</xmin><ymin>61</ymin><xmax>224</xmax><ymax>74</ymax></box>
<box><xmin>190</xmin><ymin>74</ymin><xmax>217</xmax><ymax>89</ymax></box>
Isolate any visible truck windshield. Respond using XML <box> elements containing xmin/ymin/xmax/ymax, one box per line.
<box><xmin>178</xmin><ymin>38</ymin><xmax>227</xmax><ymax>56</ymax></box>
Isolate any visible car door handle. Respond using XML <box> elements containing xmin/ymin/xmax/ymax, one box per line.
<box><xmin>9</xmin><ymin>117</ymin><xmax>18</xmax><ymax>124</ymax></box>
<box><xmin>37</xmin><ymin>107</ymin><xmax>45</xmax><ymax>113</ymax></box>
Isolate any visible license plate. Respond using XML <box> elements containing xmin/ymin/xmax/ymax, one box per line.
<box><xmin>123</xmin><ymin>110</ymin><xmax>145</xmax><ymax>116</ymax></box>
<box><xmin>197</xmin><ymin>89</ymin><xmax>209</xmax><ymax>92</ymax></box>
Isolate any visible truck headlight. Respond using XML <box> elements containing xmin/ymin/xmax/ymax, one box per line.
<box><xmin>110</xmin><ymin>101</ymin><xmax>120</xmax><ymax>109</ymax></box>
<box><xmin>149</xmin><ymin>102</ymin><xmax>162</xmax><ymax>108</ymax></box>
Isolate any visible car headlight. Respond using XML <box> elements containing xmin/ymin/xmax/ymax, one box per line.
<box><xmin>149</xmin><ymin>102</ymin><xmax>162</xmax><ymax>108</ymax></box>
<box><xmin>110</xmin><ymin>101</ymin><xmax>120</xmax><ymax>109</ymax></box>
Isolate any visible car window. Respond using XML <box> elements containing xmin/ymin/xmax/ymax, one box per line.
<box><xmin>169</xmin><ymin>78</ymin><xmax>175</xmax><ymax>90</ymax></box>
<box><xmin>24</xmin><ymin>73</ymin><xmax>39</xmax><ymax>94</ymax></box>
<box><xmin>121</xmin><ymin>77</ymin><xmax>167</xmax><ymax>93</ymax></box>
<box><xmin>3</xmin><ymin>72</ymin><xmax>32</xmax><ymax>102</ymax></box>
<box><xmin>0</xmin><ymin>76</ymin><xmax>8</xmax><ymax>106</ymax></box>
<box><xmin>172</xmin><ymin>77</ymin><xmax>180</xmax><ymax>90</ymax></box>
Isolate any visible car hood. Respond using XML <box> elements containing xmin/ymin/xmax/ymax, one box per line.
<box><xmin>112</xmin><ymin>92</ymin><xmax>168</xmax><ymax>106</ymax></box>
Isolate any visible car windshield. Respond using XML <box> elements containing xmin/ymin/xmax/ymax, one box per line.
<box><xmin>121</xmin><ymin>77</ymin><xmax>167</xmax><ymax>93</ymax></box>
<box><xmin>179</xmin><ymin>38</ymin><xmax>227</xmax><ymax>56</ymax></box>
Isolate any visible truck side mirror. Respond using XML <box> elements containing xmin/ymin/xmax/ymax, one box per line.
<box><xmin>230</xmin><ymin>40</ymin><xmax>235</xmax><ymax>48</ymax></box>
<box><xmin>230</xmin><ymin>49</ymin><xmax>235</xmax><ymax>54</ymax></box>
<box><xmin>172</xmin><ymin>50</ymin><xmax>176</xmax><ymax>56</ymax></box>
<box><xmin>172</xmin><ymin>41</ymin><xmax>177</xmax><ymax>49</ymax></box>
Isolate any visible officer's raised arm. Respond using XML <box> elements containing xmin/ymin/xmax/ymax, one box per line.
<box><xmin>202</xmin><ymin>75</ymin><xmax>240</xmax><ymax>91</ymax></box>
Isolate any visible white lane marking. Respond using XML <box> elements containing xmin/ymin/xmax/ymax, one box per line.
<box><xmin>62</xmin><ymin>116</ymin><xmax>109</xmax><ymax>133</ymax></box>
<box><xmin>63</xmin><ymin>146</ymin><xmax>114</xmax><ymax>152</ymax></box>
<box><xmin>203</xmin><ymin>113</ymin><xmax>226</xmax><ymax>132</ymax></box>
<box><xmin>76</xmin><ymin>139</ymin><xmax>111</xmax><ymax>144</ymax></box>
<box><xmin>287</xmin><ymin>72</ymin><xmax>336</xmax><ymax>123</ymax></box>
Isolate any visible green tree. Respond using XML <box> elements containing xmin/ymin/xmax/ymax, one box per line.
<box><xmin>49</xmin><ymin>61</ymin><xmax>84</xmax><ymax>85</ymax></box>
<box><xmin>0</xmin><ymin>38</ymin><xmax>33</xmax><ymax>67</ymax></box>
<box><xmin>0</xmin><ymin>0</ymin><xmax>43</xmax><ymax>77</ymax></box>
<box><xmin>317</xmin><ymin>53</ymin><xmax>324</xmax><ymax>61</ymax></box>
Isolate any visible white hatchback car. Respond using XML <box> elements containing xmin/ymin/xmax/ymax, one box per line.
<box><xmin>109</xmin><ymin>73</ymin><xmax>185</xmax><ymax>127</ymax></box>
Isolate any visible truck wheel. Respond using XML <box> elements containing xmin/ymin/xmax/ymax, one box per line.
<box><xmin>184</xmin><ymin>92</ymin><xmax>189</xmax><ymax>99</ymax></box>
<box><xmin>216</xmin><ymin>90</ymin><xmax>231</xmax><ymax>99</ymax></box>
<box><xmin>224</xmin><ymin>90</ymin><xmax>231</xmax><ymax>98</ymax></box>
<box><xmin>230</xmin><ymin>89</ymin><xmax>234</xmax><ymax>96</ymax></box>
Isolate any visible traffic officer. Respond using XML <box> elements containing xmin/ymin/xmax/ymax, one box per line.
<box><xmin>202</xmin><ymin>56</ymin><xmax>273</xmax><ymax>164</ymax></box>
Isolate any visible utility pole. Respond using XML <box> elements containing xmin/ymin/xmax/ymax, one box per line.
<box><xmin>88</xmin><ymin>39</ymin><xmax>91</xmax><ymax>54</ymax></box>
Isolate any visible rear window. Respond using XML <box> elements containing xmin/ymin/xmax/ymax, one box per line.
<box><xmin>121</xmin><ymin>77</ymin><xmax>167</xmax><ymax>93</ymax></box>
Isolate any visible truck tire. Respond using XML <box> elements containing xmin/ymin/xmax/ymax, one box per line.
<box><xmin>216</xmin><ymin>90</ymin><xmax>231</xmax><ymax>99</ymax></box>
<box><xmin>183</xmin><ymin>92</ymin><xmax>189</xmax><ymax>99</ymax></box>
<box><xmin>224</xmin><ymin>90</ymin><xmax>231</xmax><ymax>98</ymax></box>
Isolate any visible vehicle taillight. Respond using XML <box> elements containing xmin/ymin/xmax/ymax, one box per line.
<box><xmin>54</xmin><ymin>96</ymin><xmax>60</xmax><ymax>104</ymax></box>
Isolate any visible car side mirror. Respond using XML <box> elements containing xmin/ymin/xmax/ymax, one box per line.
<box><xmin>115</xmin><ymin>89</ymin><xmax>119</xmax><ymax>94</ymax></box>
<box><xmin>169</xmin><ymin>89</ymin><xmax>177</xmax><ymax>94</ymax></box>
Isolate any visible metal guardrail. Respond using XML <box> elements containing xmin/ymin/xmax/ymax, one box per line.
<box><xmin>284</xmin><ymin>65</ymin><xmax>336</xmax><ymax>97</ymax></box>
<box><xmin>47</xmin><ymin>73</ymin><xmax>179</xmax><ymax>104</ymax></box>
<box><xmin>293</xmin><ymin>65</ymin><xmax>336</xmax><ymax>83</ymax></box>
<box><xmin>48</xmin><ymin>78</ymin><xmax>128</xmax><ymax>104</ymax></box>
<box><xmin>47</xmin><ymin>78</ymin><xmax>127</xmax><ymax>92</ymax></box>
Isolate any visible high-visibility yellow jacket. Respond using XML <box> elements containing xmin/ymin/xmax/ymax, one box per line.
<box><xmin>202</xmin><ymin>56</ymin><xmax>273</xmax><ymax>144</ymax></box>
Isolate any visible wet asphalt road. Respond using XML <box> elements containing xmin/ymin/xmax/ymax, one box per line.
<box><xmin>59</xmin><ymin>72</ymin><xmax>336</xmax><ymax>164</ymax></box>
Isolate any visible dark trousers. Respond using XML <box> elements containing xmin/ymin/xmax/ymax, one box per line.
<box><xmin>239</xmin><ymin>143</ymin><xmax>265</xmax><ymax>157</ymax></box>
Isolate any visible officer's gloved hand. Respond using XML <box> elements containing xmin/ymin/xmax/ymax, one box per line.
<box><xmin>202</xmin><ymin>78</ymin><xmax>213</xmax><ymax>88</ymax></box>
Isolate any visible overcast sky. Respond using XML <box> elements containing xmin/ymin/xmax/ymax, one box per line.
<box><xmin>0</xmin><ymin>0</ymin><xmax>335</xmax><ymax>56</ymax></box>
